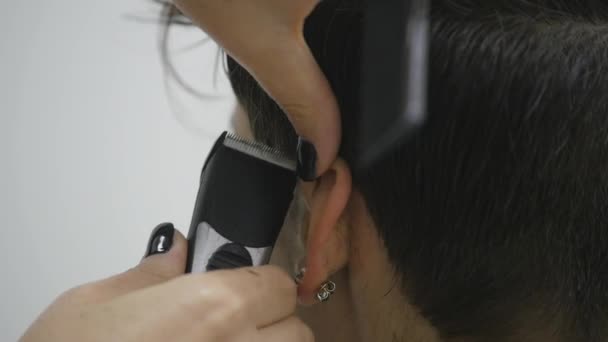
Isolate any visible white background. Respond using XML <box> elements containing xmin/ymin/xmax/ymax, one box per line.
<box><xmin>0</xmin><ymin>1</ymin><xmax>234</xmax><ymax>340</ymax></box>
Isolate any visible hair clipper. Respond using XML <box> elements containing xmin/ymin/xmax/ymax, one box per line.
<box><xmin>186</xmin><ymin>132</ymin><xmax>297</xmax><ymax>273</ymax></box>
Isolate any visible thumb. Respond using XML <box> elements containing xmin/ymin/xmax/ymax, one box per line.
<box><xmin>93</xmin><ymin>223</ymin><xmax>188</xmax><ymax>301</ymax></box>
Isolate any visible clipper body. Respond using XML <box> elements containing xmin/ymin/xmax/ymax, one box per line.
<box><xmin>186</xmin><ymin>132</ymin><xmax>296</xmax><ymax>273</ymax></box>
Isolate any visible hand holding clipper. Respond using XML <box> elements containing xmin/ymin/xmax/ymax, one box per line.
<box><xmin>21</xmin><ymin>224</ymin><xmax>307</xmax><ymax>342</ymax></box>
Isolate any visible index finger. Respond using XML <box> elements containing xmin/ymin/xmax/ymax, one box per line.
<box><xmin>169</xmin><ymin>265</ymin><xmax>297</xmax><ymax>328</ymax></box>
<box><xmin>249</xmin><ymin>36</ymin><xmax>341</xmax><ymax>181</ymax></box>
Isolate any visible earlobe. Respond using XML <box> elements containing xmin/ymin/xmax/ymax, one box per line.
<box><xmin>297</xmin><ymin>158</ymin><xmax>352</xmax><ymax>305</ymax></box>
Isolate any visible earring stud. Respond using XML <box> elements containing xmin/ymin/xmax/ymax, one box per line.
<box><xmin>294</xmin><ymin>267</ymin><xmax>306</xmax><ymax>285</ymax></box>
<box><xmin>316</xmin><ymin>280</ymin><xmax>337</xmax><ymax>303</ymax></box>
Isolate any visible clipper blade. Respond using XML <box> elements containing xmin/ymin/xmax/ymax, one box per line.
<box><xmin>224</xmin><ymin>133</ymin><xmax>296</xmax><ymax>172</ymax></box>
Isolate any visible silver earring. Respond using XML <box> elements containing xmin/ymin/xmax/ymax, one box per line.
<box><xmin>316</xmin><ymin>280</ymin><xmax>337</xmax><ymax>303</ymax></box>
<box><xmin>294</xmin><ymin>267</ymin><xmax>306</xmax><ymax>285</ymax></box>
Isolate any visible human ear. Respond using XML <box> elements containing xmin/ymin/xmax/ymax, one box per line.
<box><xmin>296</xmin><ymin>158</ymin><xmax>352</xmax><ymax>305</ymax></box>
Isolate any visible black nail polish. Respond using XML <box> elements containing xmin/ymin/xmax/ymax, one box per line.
<box><xmin>145</xmin><ymin>223</ymin><xmax>175</xmax><ymax>257</ymax></box>
<box><xmin>296</xmin><ymin>137</ymin><xmax>317</xmax><ymax>181</ymax></box>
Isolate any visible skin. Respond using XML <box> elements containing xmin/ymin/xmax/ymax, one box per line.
<box><xmin>20</xmin><ymin>231</ymin><xmax>313</xmax><ymax>342</ymax></box>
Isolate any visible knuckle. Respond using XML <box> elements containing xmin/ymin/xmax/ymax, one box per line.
<box><xmin>220</xmin><ymin>290</ymin><xmax>247</xmax><ymax>316</ymax></box>
<box><xmin>208</xmin><ymin>291</ymin><xmax>249</xmax><ymax>332</ymax></box>
<box><xmin>61</xmin><ymin>283</ymin><xmax>99</xmax><ymax>303</ymax></box>
<box><xmin>180</xmin><ymin>275</ymin><xmax>248</xmax><ymax>321</ymax></box>
<box><xmin>133</xmin><ymin>264</ymin><xmax>171</xmax><ymax>283</ymax></box>
<box><xmin>201</xmin><ymin>296</ymin><xmax>248</xmax><ymax>336</ymax></box>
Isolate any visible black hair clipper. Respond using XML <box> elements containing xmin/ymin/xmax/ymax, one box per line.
<box><xmin>186</xmin><ymin>132</ymin><xmax>297</xmax><ymax>273</ymax></box>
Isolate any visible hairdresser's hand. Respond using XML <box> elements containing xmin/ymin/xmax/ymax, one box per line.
<box><xmin>172</xmin><ymin>0</ymin><xmax>340</xmax><ymax>180</ymax></box>
<box><xmin>21</xmin><ymin>224</ymin><xmax>311</xmax><ymax>342</ymax></box>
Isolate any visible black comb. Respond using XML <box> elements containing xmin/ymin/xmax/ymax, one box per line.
<box><xmin>358</xmin><ymin>0</ymin><xmax>430</xmax><ymax>168</ymax></box>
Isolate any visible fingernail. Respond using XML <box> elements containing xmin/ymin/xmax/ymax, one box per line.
<box><xmin>296</xmin><ymin>137</ymin><xmax>317</xmax><ymax>181</ymax></box>
<box><xmin>145</xmin><ymin>223</ymin><xmax>175</xmax><ymax>257</ymax></box>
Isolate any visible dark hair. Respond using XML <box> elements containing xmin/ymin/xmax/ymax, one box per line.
<box><xmin>225</xmin><ymin>0</ymin><xmax>608</xmax><ymax>340</ymax></box>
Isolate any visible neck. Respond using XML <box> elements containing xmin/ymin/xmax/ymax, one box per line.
<box><xmin>347</xmin><ymin>193</ymin><xmax>440</xmax><ymax>342</ymax></box>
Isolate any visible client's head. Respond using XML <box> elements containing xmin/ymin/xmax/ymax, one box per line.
<box><xmin>228</xmin><ymin>1</ymin><xmax>608</xmax><ymax>341</ymax></box>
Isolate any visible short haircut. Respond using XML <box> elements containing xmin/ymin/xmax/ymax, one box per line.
<box><xmin>226</xmin><ymin>1</ymin><xmax>608</xmax><ymax>340</ymax></box>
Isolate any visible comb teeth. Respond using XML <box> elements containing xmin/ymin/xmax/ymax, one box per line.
<box><xmin>224</xmin><ymin>133</ymin><xmax>296</xmax><ymax>171</ymax></box>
